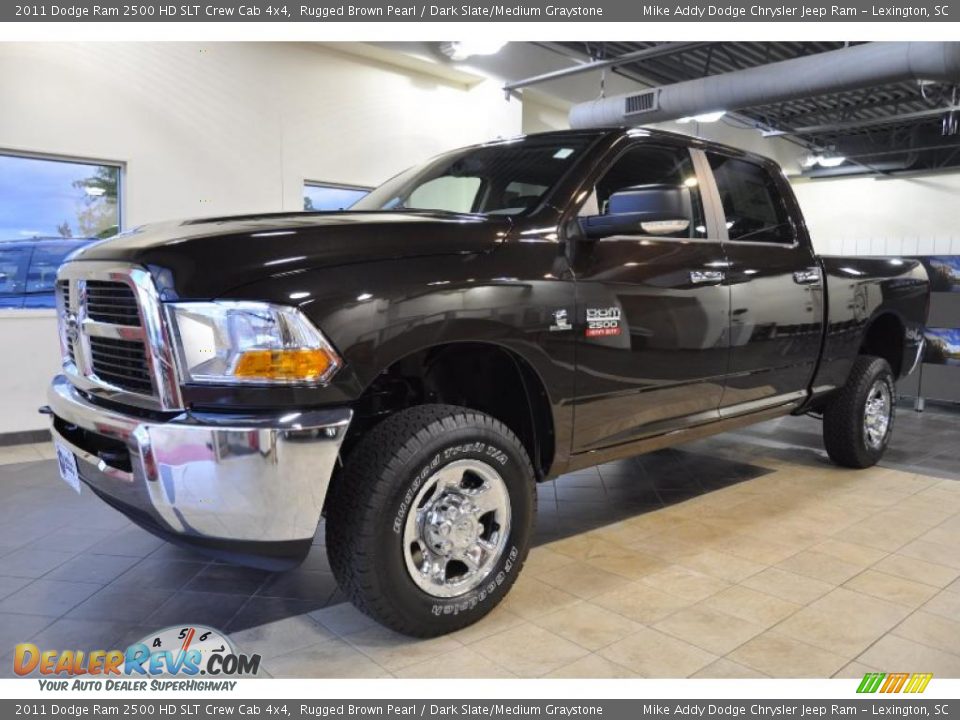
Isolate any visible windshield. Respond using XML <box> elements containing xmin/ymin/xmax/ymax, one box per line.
<box><xmin>352</xmin><ymin>136</ymin><xmax>593</xmax><ymax>216</ymax></box>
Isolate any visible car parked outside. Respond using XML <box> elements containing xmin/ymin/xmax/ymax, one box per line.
<box><xmin>0</xmin><ymin>238</ymin><xmax>96</xmax><ymax>309</ymax></box>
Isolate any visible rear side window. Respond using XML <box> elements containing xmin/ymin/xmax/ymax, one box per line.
<box><xmin>708</xmin><ymin>154</ymin><xmax>795</xmax><ymax>244</ymax></box>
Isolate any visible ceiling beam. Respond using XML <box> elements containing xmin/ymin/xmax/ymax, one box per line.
<box><xmin>503</xmin><ymin>42</ymin><xmax>711</xmax><ymax>92</ymax></box>
<box><xmin>793</xmin><ymin>105</ymin><xmax>960</xmax><ymax>134</ymax></box>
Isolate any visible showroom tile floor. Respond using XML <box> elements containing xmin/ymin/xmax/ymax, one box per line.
<box><xmin>0</xmin><ymin>407</ymin><xmax>958</xmax><ymax>679</ymax></box>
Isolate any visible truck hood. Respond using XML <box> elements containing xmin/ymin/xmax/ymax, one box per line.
<box><xmin>69</xmin><ymin>210</ymin><xmax>510</xmax><ymax>299</ymax></box>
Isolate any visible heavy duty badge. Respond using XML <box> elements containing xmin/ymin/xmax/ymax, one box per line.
<box><xmin>549</xmin><ymin>309</ymin><xmax>572</xmax><ymax>332</ymax></box>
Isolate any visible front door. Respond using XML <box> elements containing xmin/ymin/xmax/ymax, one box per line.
<box><xmin>569</xmin><ymin>143</ymin><xmax>731</xmax><ymax>453</ymax></box>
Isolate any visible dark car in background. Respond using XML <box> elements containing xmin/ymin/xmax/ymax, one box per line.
<box><xmin>0</xmin><ymin>238</ymin><xmax>96</xmax><ymax>309</ymax></box>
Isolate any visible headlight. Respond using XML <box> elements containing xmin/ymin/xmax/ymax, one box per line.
<box><xmin>167</xmin><ymin>301</ymin><xmax>341</xmax><ymax>385</ymax></box>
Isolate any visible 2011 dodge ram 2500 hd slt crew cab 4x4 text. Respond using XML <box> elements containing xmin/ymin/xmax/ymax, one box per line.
<box><xmin>46</xmin><ymin>129</ymin><xmax>929</xmax><ymax>636</ymax></box>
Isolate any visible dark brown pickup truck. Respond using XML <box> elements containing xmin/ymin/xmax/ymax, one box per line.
<box><xmin>47</xmin><ymin>128</ymin><xmax>929</xmax><ymax>635</ymax></box>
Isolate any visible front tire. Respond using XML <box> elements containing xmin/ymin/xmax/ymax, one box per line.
<box><xmin>326</xmin><ymin>404</ymin><xmax>536</xmax><ymax>637</ymax></box>
<box><xmin>823</xmin><ymin>355</ymin><xmax>895</xmax><ymax>469</ymax></box>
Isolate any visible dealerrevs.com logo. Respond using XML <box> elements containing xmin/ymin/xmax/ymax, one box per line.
<box><xmin>14</xmin><ymin>625</ymin><xmax>261</xmax><ymax>691</ymax></box>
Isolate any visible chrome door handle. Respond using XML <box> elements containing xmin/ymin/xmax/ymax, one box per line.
<box><xmin>690</xmin><ymin>270</ymin><xmax>724</xmax><ymax>284</ymax></box>
<box><xmin>793</xmin><ymin>268</ymin><xmax>821</xmax><ymax>284</ymax></box>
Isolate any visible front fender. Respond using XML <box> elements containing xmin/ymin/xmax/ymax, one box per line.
<box><xmin>180</xmin><ymin>249</ymin><xmax>578</xmax><ymax>458</ymax></box>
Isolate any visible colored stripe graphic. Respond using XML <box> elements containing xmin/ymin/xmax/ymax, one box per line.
<box><xmin>858</xmin><ymin>672</ymin><xmax>932</xmax><ymax>693</ymax></box>
<box><xmin>905</xmin><ymin>673</ymin><xmax>934</xmax><ymax>693</ymax></box>
<box><xmin>857</xmin><ymin>673</ymin><xmax>886</xmax><ymax>693</ymax></box>
<box><xmin>882</xmin><ymin>673</ymin><xmax>909</xmax><ymax>693</ymax></box>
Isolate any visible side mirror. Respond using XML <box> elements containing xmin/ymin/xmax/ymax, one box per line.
<box><xmin>580</xmin><ymin>183</ymin><xmax>693</xmax><ymax>240</ymax></box>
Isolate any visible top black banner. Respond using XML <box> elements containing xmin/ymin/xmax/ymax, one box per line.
<box><xmin>3</xmin><ymin>0</ymin><xmax>955</xmax><ymax>21</ymax></box>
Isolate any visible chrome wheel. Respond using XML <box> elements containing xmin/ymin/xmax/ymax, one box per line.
<box><xmin>863</xmin><ymin>378</ymin><xmax>892</xmax><ymax>450</ymax></box>
<box><xmin>402</xmin><ymin>459</ymin><xmax>511</xmax><ymax>598</ymax></box>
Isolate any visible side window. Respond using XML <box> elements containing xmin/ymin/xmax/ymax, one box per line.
<box><xmin>0</xmin><ymin>247</ymin><xmax>29</xmax><ymax>295</ymax></box>
<box><xmin>580</xmin><ymin>145</ymin><xmax>707</xmax><ymax>240</ymax></box>
<box><xmin>708</xmin><ymin>154</ymin><xmax>795</xmax><ymax>244</ymax></box>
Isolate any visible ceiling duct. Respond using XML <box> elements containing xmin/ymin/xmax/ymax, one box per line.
<box><xmin>569</xmin><ymin>42</ymin><xmax>960</xmax><ymax>128</ymax></box>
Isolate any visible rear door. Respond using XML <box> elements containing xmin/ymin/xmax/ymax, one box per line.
<box><xmin>569</xmin><ymin>141</ymin><xmax>732</xmax><ymax>453</ymax></box>
<box><xmin>704</xmin><ymin>151</ymin><xmax>824</xmax><ymax>414</ymax></box>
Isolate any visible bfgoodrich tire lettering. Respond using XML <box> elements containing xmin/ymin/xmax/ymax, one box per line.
<box><xmin>823</xmin><ymin>355</ymin><xmax>896</xmax><ymax>469</ymax></box>
<box><xmin>326</xmin><ymin>404</ymin><xmax>536</xmax><ymax>637</ymax></box>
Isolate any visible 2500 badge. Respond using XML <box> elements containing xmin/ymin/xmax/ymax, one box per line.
<box><xmin>586</xmin><ymin>307</ymin><xmax>622</xmax><ymax>337</ymax></box>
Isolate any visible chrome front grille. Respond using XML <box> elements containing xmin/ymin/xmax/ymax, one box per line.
<box><xmin>88</xmin><ymin>336</ymin><xmax>153</xmax><ymax>394</ymax></box>
<box><xmin>85</xmin><ymin>281</ymin><xmax>141</xmax><ymax>326</ymax></box>
<box><xmin>56</xmin><ymin>263</ymin><xmax>183</xmax><ymax>412</ymax></box>
<box><xmin>57</xmin><ymin>280</ymin><xmax>75</xmax><ymax>364</ymax></box>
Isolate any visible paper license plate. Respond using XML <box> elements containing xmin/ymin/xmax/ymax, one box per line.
<box><xmin>55</xmin><ymin>440</ymin><xmax>82</xmax><ymax>494</ymax></box>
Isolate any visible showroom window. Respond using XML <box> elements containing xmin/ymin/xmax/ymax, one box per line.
<box><xmin>303</xmin><ymin>182</ymin><xmax>371</xmax><ymax>211</ymax></box>
<box><xmin>0</xmin><ymin>152</ymin><xmax>122</xmax><ymax>308</ymax></box>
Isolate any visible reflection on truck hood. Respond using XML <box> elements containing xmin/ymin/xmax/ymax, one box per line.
<box><xmin>68</xmin><ymin>210</ymin><xmax>510</xmax><ymax>299</ymax></box>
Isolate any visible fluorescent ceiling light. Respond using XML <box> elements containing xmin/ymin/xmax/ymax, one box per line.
<box><xmin>677</xmin><ymin>111</ymin><xmax>726</xmax><ymax>124</ymax></box>
<box><xmin>802</xmin><ymin>154</ymin><xmax>847</xmax><ymax>169</ymax></box>
<box><xmin>442</xmin><ymin>40</ymin><xmax>507</xmax><ymax>62</ymax></box>
<box><xmin>818</xmin><ymin>155</ymin><xmax>847</xmax><ymax>168</ymax></box>
<box><xmin>84</xmin><ymin>186</ymin><xmax>106</xmax><ymax>197</ymax></box>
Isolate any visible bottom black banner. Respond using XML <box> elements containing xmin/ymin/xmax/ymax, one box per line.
<box><xmin>1</xmin><ymin>700</ymin><xmax>956</xmax><ymax>719</ymax></box>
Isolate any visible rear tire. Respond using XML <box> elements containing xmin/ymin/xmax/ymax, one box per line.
<box><xmin>326</xmin><ymin>404</ymin><xmax>536</xmax><ymax>637</ymax></box>
<box><xmin>823</xmin><ymin>355</ymin><xmax>895</xmax><ymax>469</ymax></box>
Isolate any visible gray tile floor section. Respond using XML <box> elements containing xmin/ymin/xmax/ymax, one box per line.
<box><xmin>0</xmin><ymin>405</ymin><xmax>957</xmax><ymax>678</ymax></box>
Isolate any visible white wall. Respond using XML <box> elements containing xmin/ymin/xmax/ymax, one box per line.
<box><xmin>791</xmin><ymin>171</ymin><xmax>960</xmax><ymax>257</ymax></box>
<box><xmin>521</xmin><ymin>93</ymin><xmax>570</xmax><ymax>134</ymax></box>
<box><xmin>0</xmin><ymin>42</ymin><xmax>523</xmax><ymax>434</ymax></box>
<box><xmin>0</xmin><ymin>42</ymin><xmax>522</xmax><ymax>225</ymax></box>
<box><xmin>0</xmin><ymin>311</ymin><xmax>61</xmax><ymax>435</ymax></box>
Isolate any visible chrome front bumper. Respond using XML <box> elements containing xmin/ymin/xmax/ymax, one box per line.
<box><xmin>47</xmin><ymin>375</ymin><xmax>351</xmax><ymax>566</ymax></box>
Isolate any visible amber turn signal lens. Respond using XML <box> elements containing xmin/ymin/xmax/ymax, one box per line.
<box><xmin>234</xmin><ymin>349</ymin><xmax>335</xmax><ymax>382</ymax></box>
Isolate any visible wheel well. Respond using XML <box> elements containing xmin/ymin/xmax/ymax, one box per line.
<box><xmin>344</xmin><ymin>343</ymin><xmax>555</xmax><ymax>479</ymax></box>
<box><xmin>860</xmin><ymin>313</ymin><xmax>905</xmax><ymax>377</ymax></box>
